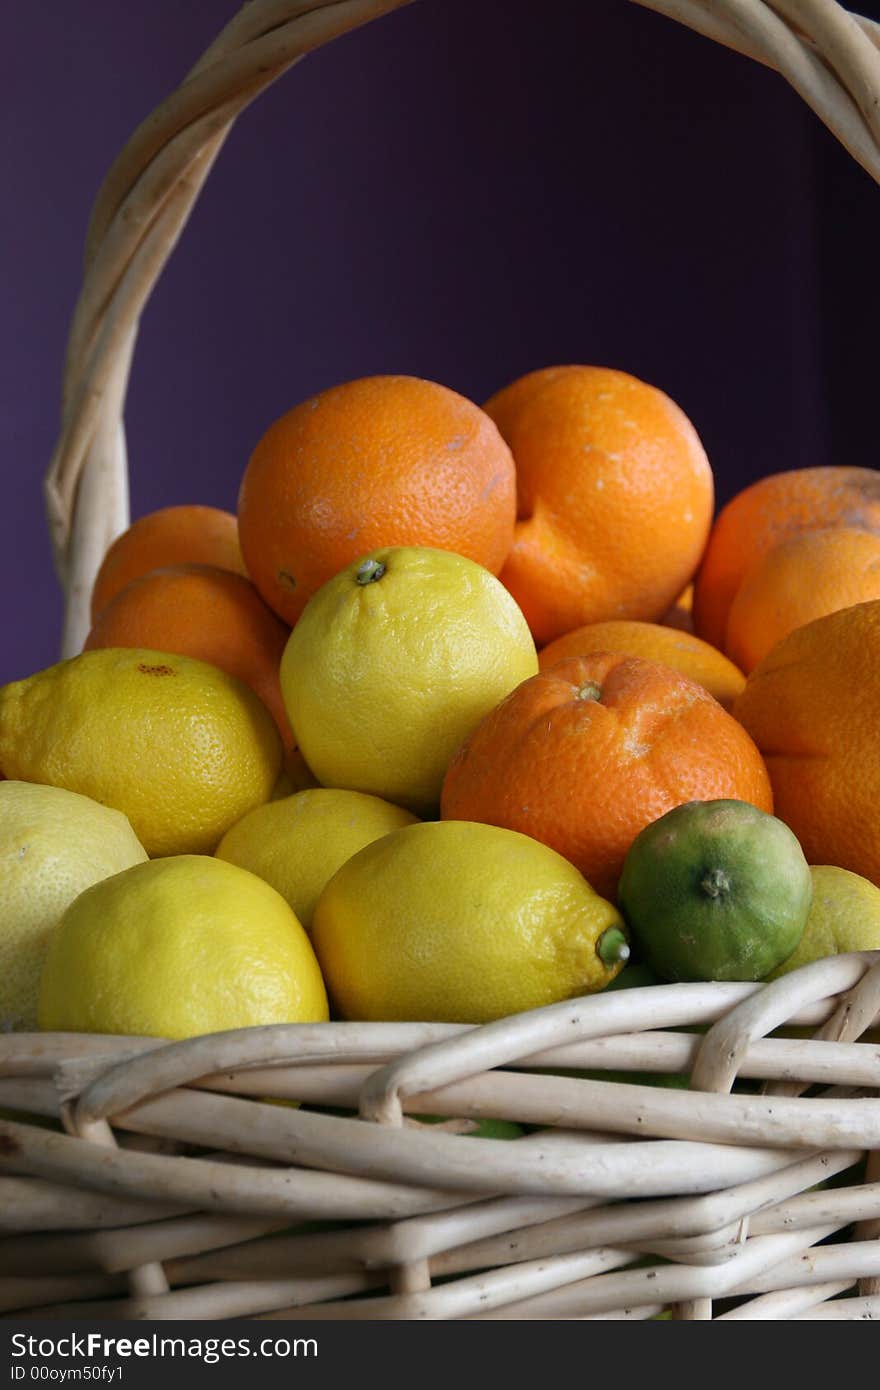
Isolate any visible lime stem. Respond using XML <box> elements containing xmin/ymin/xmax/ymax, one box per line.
<box><xmin>355</xmin><ymin>558</ymin><xmax>386</xmax><ymax>586</ymax></box>
<box><xmin>701</xmin><ymin>867</ymin><xmax>731</xmax><ymax>899</ymax></box>
<box><xmin>597</xmin><ymin>927</ymin><xmax>630</xmax><ymax>966</ymax></box>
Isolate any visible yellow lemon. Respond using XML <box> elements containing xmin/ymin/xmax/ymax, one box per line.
<box><xmin>0</xmin><ymin>648</ymin><xmax>282</xmax><ymax>856</ymax></box>
<box><xmin>38</xmin><ymin>855</ymin><xmax>328</xmax><ymax>1039</ymax></box>
<box><xmin>280</xmin><ymin>547</ymin><xmax>538</xmax><ymax>812</ymax></box>
<box><xmin>216</xmin><ymin>788</ymin><xmax>418</xmax><ymax>932</ymax></box>
<box><xmin>0</xmin><ymin>781</ymin><xmax>147</xmax><ymax>1031</ymax></box>
<box><xmin>768</xmin><ymin>864</ymin><xmax>880</xmax><ymax>978</ymax></box>
<box><xmin>311</xmin><ymin>819</ymin><xmax>629</xmax><ymax>1023</ymax></box>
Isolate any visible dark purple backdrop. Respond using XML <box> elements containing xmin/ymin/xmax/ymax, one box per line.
<box><xmin>4</xmin><ymin>0</ymin><xmax>879</xmax><ymax>685</ymax></box>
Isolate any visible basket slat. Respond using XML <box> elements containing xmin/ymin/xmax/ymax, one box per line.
<box><xmin>3</xmin><ymin>952</ymin><xmax>879</xmax><ymax>1318</ymax></box>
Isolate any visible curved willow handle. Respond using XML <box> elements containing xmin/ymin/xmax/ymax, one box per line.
<box><xmin>45</xmin><ymin>0</ymin><xmax>880</xmax><ymax>657</ymax></box>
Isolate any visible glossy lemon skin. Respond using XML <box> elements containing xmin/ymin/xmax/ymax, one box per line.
<box><xmin>38</xmin><ymin>855</ymin><xmax>328</xmax><ymax>1039</ymax></box>
<box><xmin>311</xmin><ymin>819</ymin><xmax>627</xmax><ymax>1024</ymax></box>
<box><xmin>0</xmin><ymin>780</ymin><xmax>147</xmax><ymax>1031</ymax></box>
<box><xmin>0</xmin><ymin>648</ymin><xmax>282</xmax><ymax>856</ymax></box>
<box><xmin>216</xmin><ymin>787</ymin><xmax>418</xmax><ymax>932</ymax></box>
<box><xmin>280</xmin><ymin>547</ymin><xmax>538</xmax><ymax>813</ymax></box>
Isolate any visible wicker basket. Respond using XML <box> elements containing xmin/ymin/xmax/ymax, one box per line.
<box><xmin>4</xmin><ymin>0</ymin><xmax>880</xmax><ymax>1321</ymax></box>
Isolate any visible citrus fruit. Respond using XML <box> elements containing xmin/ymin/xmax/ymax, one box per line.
<box><xmin>618</xmin><ymin>800</ymin><xmax>812</xmax><ymax>982</ymax></box>
<box><xmin>768</xmin><ymin>865</ymin><xmax>880</xmax><ymax>979</ymax></box>
<box><xmin>238</xmin><ymin>375</ymin><xmax>516</xmax><ymax>626</ymax></box>
<box><xmin>215</xmin><ymin>788</ymin><xmax>418</xmax><ymax>931</ymax></box>
<box><xmin>84</xmin><ymin>563</ymin><xmax>293</xmax><ymax>746</ymax></box>
<box><xmin>693</xmin><ymin>466</ymin><xmax>880</xmax><ymax>649</ymax></box>
<box><xmin>538</xmin><ymin>619</ymin><xmax>745</xmax><ymax>709</ymax></box>
<box><xmin>441</xmin><ymin>653</ymin><xmax>772</xmax><ymax>901</ymax></box>
<box><xmin>482</xmin><ymin>365</ymin><xmax>713</xmax><ymax>643</ymax></box>
<box><xmin>724</xmin><ymin>527</ymin><xmax>880</xmax><ymax>673</ymax></box>
<box><xmin>0</xmin><ymin>648</ymin><xmax>281</xmax><ymax>857</ymax></box>
<box><xmin>733</xmin><ymin>600</ymin><xmax>880</xmax><ymax>884</ymax></box>
<box><xmin>280</xmin><ymin>546</ymin><xmax>538</xmax><ymax>812</ymax></box>
<box><xmin>91</xmin><ymin>505</ymin><xmax>246</xmax><ymax>621</ymax></box>
<box><xmin>0</xmin><ymin>781</ymin><xmax>147</xmax><ymax>1031</ymax></box>
<box><xmin>661</xmin><ymin>583</ymin><xmax>694</xmax><ymax>633</ymax></box>
<box><xmin>310</xmin><ymin>820</ymin><xmax>629</xmax><ymax>1023</ymax></box>
<box><xmin>38</xmin><ymin>855</ymin><xmax>328</xmax><ymax>1039</ymax></box>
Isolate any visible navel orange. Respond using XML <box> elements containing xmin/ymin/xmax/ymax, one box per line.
<box><xmin>238</xmin><ymin>375</ymin><xmax>516</xmax><ymax>626</ymax></box>
<box><xmin>733</xmin><ymin>600</ymin><xmax>880</xmax><ymax>885</ymax></box>
<box><xmin>483</xmin><ymin>366</ymin><xmax>713</xmax><ymax>644</ymax></box>
<box><xmin>693</xmin><ymin>467</ymin><xmax>880</xmax><ymax>649</ymax></box>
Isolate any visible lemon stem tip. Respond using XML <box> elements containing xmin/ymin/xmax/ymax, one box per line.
<box><xmin>355</xmin><ymin>559</ymin><xmax>386</xmax><ymax>586</ymax></box>
<box><xmin>598</xmin><ymin>927</ymin><xmax>630</xmax><ymax>966</ymax></box>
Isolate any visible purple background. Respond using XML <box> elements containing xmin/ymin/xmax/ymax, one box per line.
<box><xmin>3</xmin><ymin>0</ymin><xmax>879</xmax><ymax>685</ymax></box>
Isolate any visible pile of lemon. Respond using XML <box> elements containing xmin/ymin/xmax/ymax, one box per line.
<box><xmin>1</xmin><ymin>547</ymin><xmax>634</xmax><ymax>1040</ymax></box>
<box><xmin>3</xmin><ymin>543</ymin><xmax>879</xmax><ymax>1045</ymax></box>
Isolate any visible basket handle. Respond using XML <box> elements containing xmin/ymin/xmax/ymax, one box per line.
<box><xmin>45</xmin><ymin>0</ymin><xmax>880</xmax><ymax>656</ymax></box>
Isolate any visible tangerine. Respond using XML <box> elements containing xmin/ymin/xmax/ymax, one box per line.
<box><xmin>441</xmin><ymin>652</ymin><xmax>772</xmax><ymax>901</ymax></box>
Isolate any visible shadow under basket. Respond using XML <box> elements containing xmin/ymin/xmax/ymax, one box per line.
<box><xmin>14</xmin><ymin>0</ymin><xmax>880</xmax><ymax>1321</ymax></box>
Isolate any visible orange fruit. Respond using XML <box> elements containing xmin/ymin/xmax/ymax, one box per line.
<box><xmin>733</xmin><ymin>600</ymin><xmax>880</xmax><ymax>885</ymax></box>
<box><xmin>482</xmin><ymin>366</ymin><xmax>713</xmax><ymax>644</ymax></box>
<box><xmin>237</xmin><ymin>375</ymin><xmax>516</xmax><ymax>626</ymax></box>
<box><xmin>84</xmin><ymin>565</ymin><xmax>293</xmax><ymax>747</ymax></box>
<box><xmin>724</xmin><ymin>527</ymin><xmax>880</xmax><ymax>673</ymax></box>
<box><xmin>538</xmin><ymin>620</ymin><xmax>745</xmax><ymax>709</ymax></box>
<box><xmin>90</xmin><ymin>505</ymin><xmax>245</xmax><ymax>621</ymax></box>
<box><xmin>693</xmin><ymin>466</ymin><xmax>880</xmax><ymax>650</ymax></box>
<box><xmin>441</xmin><ymin>653</ymin><xmax>772</xmax><ymax>901</ymax></box>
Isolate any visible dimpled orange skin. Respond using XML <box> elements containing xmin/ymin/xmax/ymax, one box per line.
<box><xmin>733</xmin><ymin>601</ymin><xmax>880</xmax><ymax>885</ymax></box>
<box><xmin>483</xmin><ymin>366</ymin><xmax>714</xmax><ymax>645</ymax></box>
<box><xmin>238</xmin><ymin>375</ymin><xmax>517</xmax><ymax>627</ymax></box>
<box><xmin>84</xmin><ymin>564</ymin><xmax>294</xmax><ymax>748</ymax></box>
<box><xmin>441</xmin><ymin>653</ymin><xmax>772</xmax><ymax>902</ymax></box>
<box><xmin>693</xmin><ymin>467</ymin><xmax>880</xmax><ymax>651</ymax></box>
<box><xmin>91</xmin><ymin>506</ymin><xmax>246</xmax><ymax>622</ymax></box>
<box><xmin>538</xmin><ymin>619</ymin><xmax>745</xmax><ymax>710</ymax></box>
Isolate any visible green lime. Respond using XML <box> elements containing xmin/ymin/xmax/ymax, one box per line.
<box><xmin>618</xmin><ymin>800</ymin><xmax>812</xmax><ymax>982</ymax></box>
